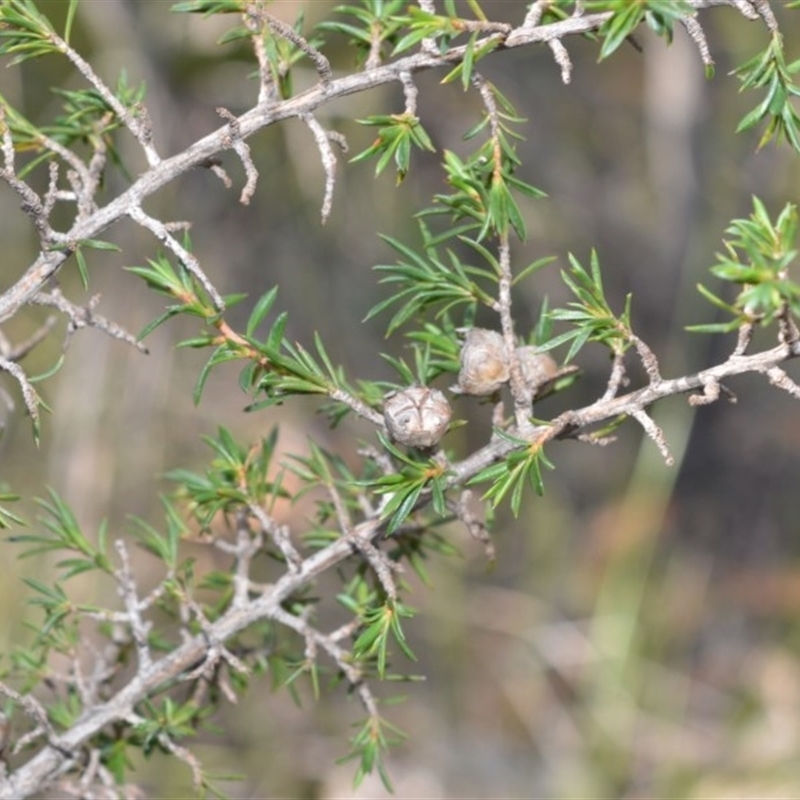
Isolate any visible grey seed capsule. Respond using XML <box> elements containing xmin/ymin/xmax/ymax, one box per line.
<box><xmin>516</xmin><ymin>345</ymin><xmax>559</xmax><ymax>392</ymax></box>
<box><xmin>452</xmin><ymin>328</ymin><xmax>509</xmax><ymax>396</ymax></box>
<box><xmin>383</xmin><ymin>386</ymin><xmax>452</xmax><ymax>448</ymax></box>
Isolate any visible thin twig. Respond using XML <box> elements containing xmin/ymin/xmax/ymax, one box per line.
<box><xmin>472</xmin><ymin>73</ymin><xmax>533</xmax><ymax>430</ymax></box>
<box><xmin>263</xmin><ymin>14</ymin><xmax>332</xmax><ymax>87</ymax></box>
<box><xmin>681</xmin><ymin>15</ymin><xmax>714</xmax><ymax>70</ymax></box>
<box><xmin>301</xmin><ymin>113</ymin><xmax>341</xmax><ymax>224</ymax></box>
<box><xmin>400</xmin><ymin>71</ymin><xmax>419</xmax><ymax>117</ymax></box>
<box><xmin>327</xmin><ymin>480</ymin><xmax>400</xmax><ymax>600</ymax></box>
<box><xmin>630</xmin><ymin>333</ymin><xmax>662</xmax><ymax>383</ymax></box>
<box><xmin>417</xmin><ymin>0</ymin><xmax>440</xmax><ymax>56</ymax></box>
<box><xmin>32</xmin><ymin>290</ymin><xmax>148</xmax><ymax>354</ymax></box>
<box><xmin>523</xmin><ymin>1</ymin><xmax>548</xmax><ymax>28</ymax></box>
<box><xmin>602</xmin><ymin>352</ymin><xmax>629</xmax><ymax>401</ymax></box>
<box><xmin>733</xmin><ymin>321</ymin><xmax>755</xmax><ymax>356</ymax></box>
<box><xmin>0</xmin><ymin>356</ymin><xmax>40</xmax><ymax>432</ymax></box>
<box><xmin>728</xmin><ymin>0</ymin><xmax>760</xmax><ymax>20</ymax></box>
<box><xmin>448</xmin><ymin>490</ymin><xmax>495</xmax><ymax>562</ymax></box>
<box><xmin>366</xmin><ymin>20</ymin><xmax>384</xmax><ymax>70</ymax></box>
<box><xmin>764</xmin><ymin>366</ymin><xmax>800</xmax><ymax>399</ymax></box>
<box><xmin>0</xmin><ymin>111</ymin><xmax>52</xmax><ymax>243</ymax></box>
<box><xmin>51</xmin><ymin>31</ymin><xmax>160</xmax><ymax>167</ymax></box>
<box><xmin>128</xmin><ymin>206</ymin><xmax>225</xmax><ymax>310</ymax></box>
<box><xmin>247</xmin><ymin>501</ymin><xmax>302</xmax><ymax>571</ymax></box>
<box><xmin>1</xmin><ymin>315</ymin><xmax>58</xmax><ymax>361</ymax></box>
<box><xmin>548</xmin><ymin>39</ymin><xmax>572</xmax><ymax>83</ymax></box>
<box><xmin>198</xmin><ymin>156</ymin><xmax>233</xmax><ymax>189</ymax></box>
<box><xmin>227</xmin><ymin>510</ymin><xmax>264</xmax><ymax>609</ymax></box>
<box><xmin>216</xmin><ymin>107</ymin><xmax>260</xmax><ymax>205</ymax></box>
<box><xmin>157</xmin><ymin>736</ymin><xmax>204</xmax><ymax>791</ymax></box>
<box><xmin>114</xmin><ymin>540</ymin><xmax>153</xmax><ymax>673</ymax></box>
<box><xmin>270</xmin><ymin>606</ymin><xmax>383</xmax><ymax>723</ymax></box>
<box><xmin>246</xmin><ymin>11</ymin><xmax>278</xmax><ymax>107</ymax></box>
<box><xmin>329</xmin><ymin>387</ymin><xmax>385</xmax><ymax>427</ymax></box>
<box><xmin>631</xmin><ymin>408</ymin><xmax>674</xmax><ymax>465</ymax></box>
<box><xmin>750</xmin><ymin>0</ymin><xmax>779</xmax><ymax>32</ymax></box>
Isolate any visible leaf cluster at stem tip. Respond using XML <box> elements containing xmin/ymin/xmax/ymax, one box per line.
<box><xmin>584</xmin><ymin>0</ymin><xmax>696</xmax><ymax>60</ymax></box>
<box><xmin>544</xmin><ymin>249</ymin><xmax>634</xmax><ymax>360</ymax></box>
<box><xmin>691</xmin><ymin>198</ymin><xmax>800</xmax><ymax>333</ymax></box>
<box><xmin>736</xmin><ymin>33</ymin><xmax>800</xmax><ymax>153</ymax></box>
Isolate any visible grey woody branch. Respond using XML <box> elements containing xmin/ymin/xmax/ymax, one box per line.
<box><xmin>2</xmin><ymin>331</ymin><xmax>798</xmax><ymax>799</ymax></box>
<box><xmin>0</xmin><ymin>1</ymin><xmax>793</xmax><ymax>797</ymax></box>
<box><xmin>451</xmin><ymin>337</ymin><xmax>800</xmax><ymax>484</ymax></box>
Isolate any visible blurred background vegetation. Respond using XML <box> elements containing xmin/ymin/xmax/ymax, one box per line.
<box><xmin>2</xmin><ymin>1</ymin><xmax>800</xmax><ymax>797</ymax></box>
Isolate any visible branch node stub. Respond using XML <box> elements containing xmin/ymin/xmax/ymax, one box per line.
<box><xmin>688</xmin><ymin>377</ymin><xmax>720</xmax><ymax>406</ymax></box>
<box><xmin>216</xmin><ymin>107</ymin><xmax>241</xmax><ymax>143</ymax></box>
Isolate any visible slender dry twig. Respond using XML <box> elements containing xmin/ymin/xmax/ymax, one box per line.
<box><xmin>417</xmin><ymin>0</ymin><xmax>439</xmax><ymax>55</ymax></box>
<box><xmin>263</xmin><ymin>13</ymin><xmax>332</xmax><ymax>87</ymax></box>
<box><xmin>630</xmin><ymin>334</ymin><xmax>662</xmax><ymax>384</ymax></box>
<box><xmin>733</xmin><ymin>321</ymin><xmax>755</xmax><ymax>355</ymax></box>
<box><xmin>247</xmin><ymin>500</ymin><xmax>302</xmax><ymax>570</ymax></box>
<box><xmin>751</xmin><ymin>0</ymin><xmax>779</xmax><ymax>31</ymax></box>
<box><xmin>0</xmin><ymin>356</ymin><xmax>40</xmax><ymax>432</ymax></box>
<box><xmin>400</xmin><ymin>71</ymin><xmax>419</xmax><ymax>116</ymax></box>
<box><xmin>246</xmin><ymin>9</ymin><xmax>278</xmax><ymax>106</ymax></box>
<box><xmin>0</xmin><ymin>315</ymin><xmax>58</xmax><ymax>361</ymax></box>
<box><xmin>681</xmin><ymin>15</ymin><xmax>714</xmax><ymax>70</ymax></box>
<box><xmin>764</xmin><ymin>365</ymin><xmax>800</xmax><ymax>398</ymax></box>
<box><xmin>0</xmin><ymin>684</ymin><xmax>53</xmax><ymax>757</ymax></box>
<box><xmin>448</xmin><ymin>490</ymin><xmax>495</xmax><ymax>562</ymax></box>
<box><xmin>0</xmin><ymin>112</ymin><xmax>54</xmax><ymax>244</ymax></box>
<box><xmin>198</xmin><ymin>156</ymin><xmax>233</xmax><ymax>189</ymax></box>
<box><xmin>157</xmin><ymin>736</ymin><xmax>204</xmax><ymax>791</ymax></box>
<box><xmin>270</xmin><ymin>606</ymin><xmax>381</xmax><ymax>721</ymax></box>
<box><xmin>688</xmin><ymin>376</ymin><xmax>721</xmax><ymax>405</ymax></box>
<box><xmin>602</xmin><ymin>352</ymin><xmax>629</xmax><ymax>401</ymax></box>
<box><xmin>31</xmin><ymin>289</ymin><xmax>147</xmax><ymax>353</ymax></box>
<box><xmin>301</xmin><ymin>112</ymin><xmax>343</xmax><ymax>223</ymax></box>
<box><xmin>127</xmin><ymin>206</ymin><xmax>225</xmax><ymax>310</ymax></box>
<box><xmin>548</xmin><ymin>39</ymin><xmax>572</xmax><ymax>84</ymax></box>
<box><xmin>325</xmin><ymin>475</ymin><xmax>401</xmax><ymax>600</ymax></box>
<box><xmin>220</xmin><ymin>510</ymin><xmax>265</xmax><ymax>609</ymax></box>
<box><xmin>365</xmin><ymin>18</ymin><xmax>384</xmax><ymax>70</ymax></box>
<box><xmin>51</xmin><ymin>31</ymin><xmax>159</xmax><ymax>167</ymax></box>
<box><xmin>471</xmin><ymin>73</ymin><xmax>533</xmax><ymax>429</ymax></box>
<box><xmin>523</xmin><ymin>1</ymin><xmax>548</xmax><ymax>28</ymax></box>
<box><xmin>216</xmin><ymin>107</ymin><xmax>260</xmax><ymax>205</ymax></box>
<box><xmin>728</xmin><ymin>0</ymin><xmax>760</xmax><ymax>19</ymax></box>
<box><xmin>114</xmin><ymin>540</ymin><xmax>153</xmax><ymax>673</ymax></box>
<box><xmin>329</xmin><ymin>387</ymin><xmax>385</xmax><ymax>427</ymax></box>
<box><xmin>631</xmin><ymin>408</ymin><xmax>674</xmax><ymax>465</ymax></box>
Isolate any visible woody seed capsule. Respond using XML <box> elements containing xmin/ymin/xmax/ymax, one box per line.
<box><xmin>452</xmin><ymin>328</ymin><xmax>509</xmax><ymax>396</ymax></box>
<box><xmin>516</xmin><ymin>346</ymin><xmax>559</xmax><ymax>393</ymax></box>
<box><xmin>383</xmin><ymin>386</ymin><xmax>452</xmax><ymax>448</ymax></box>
